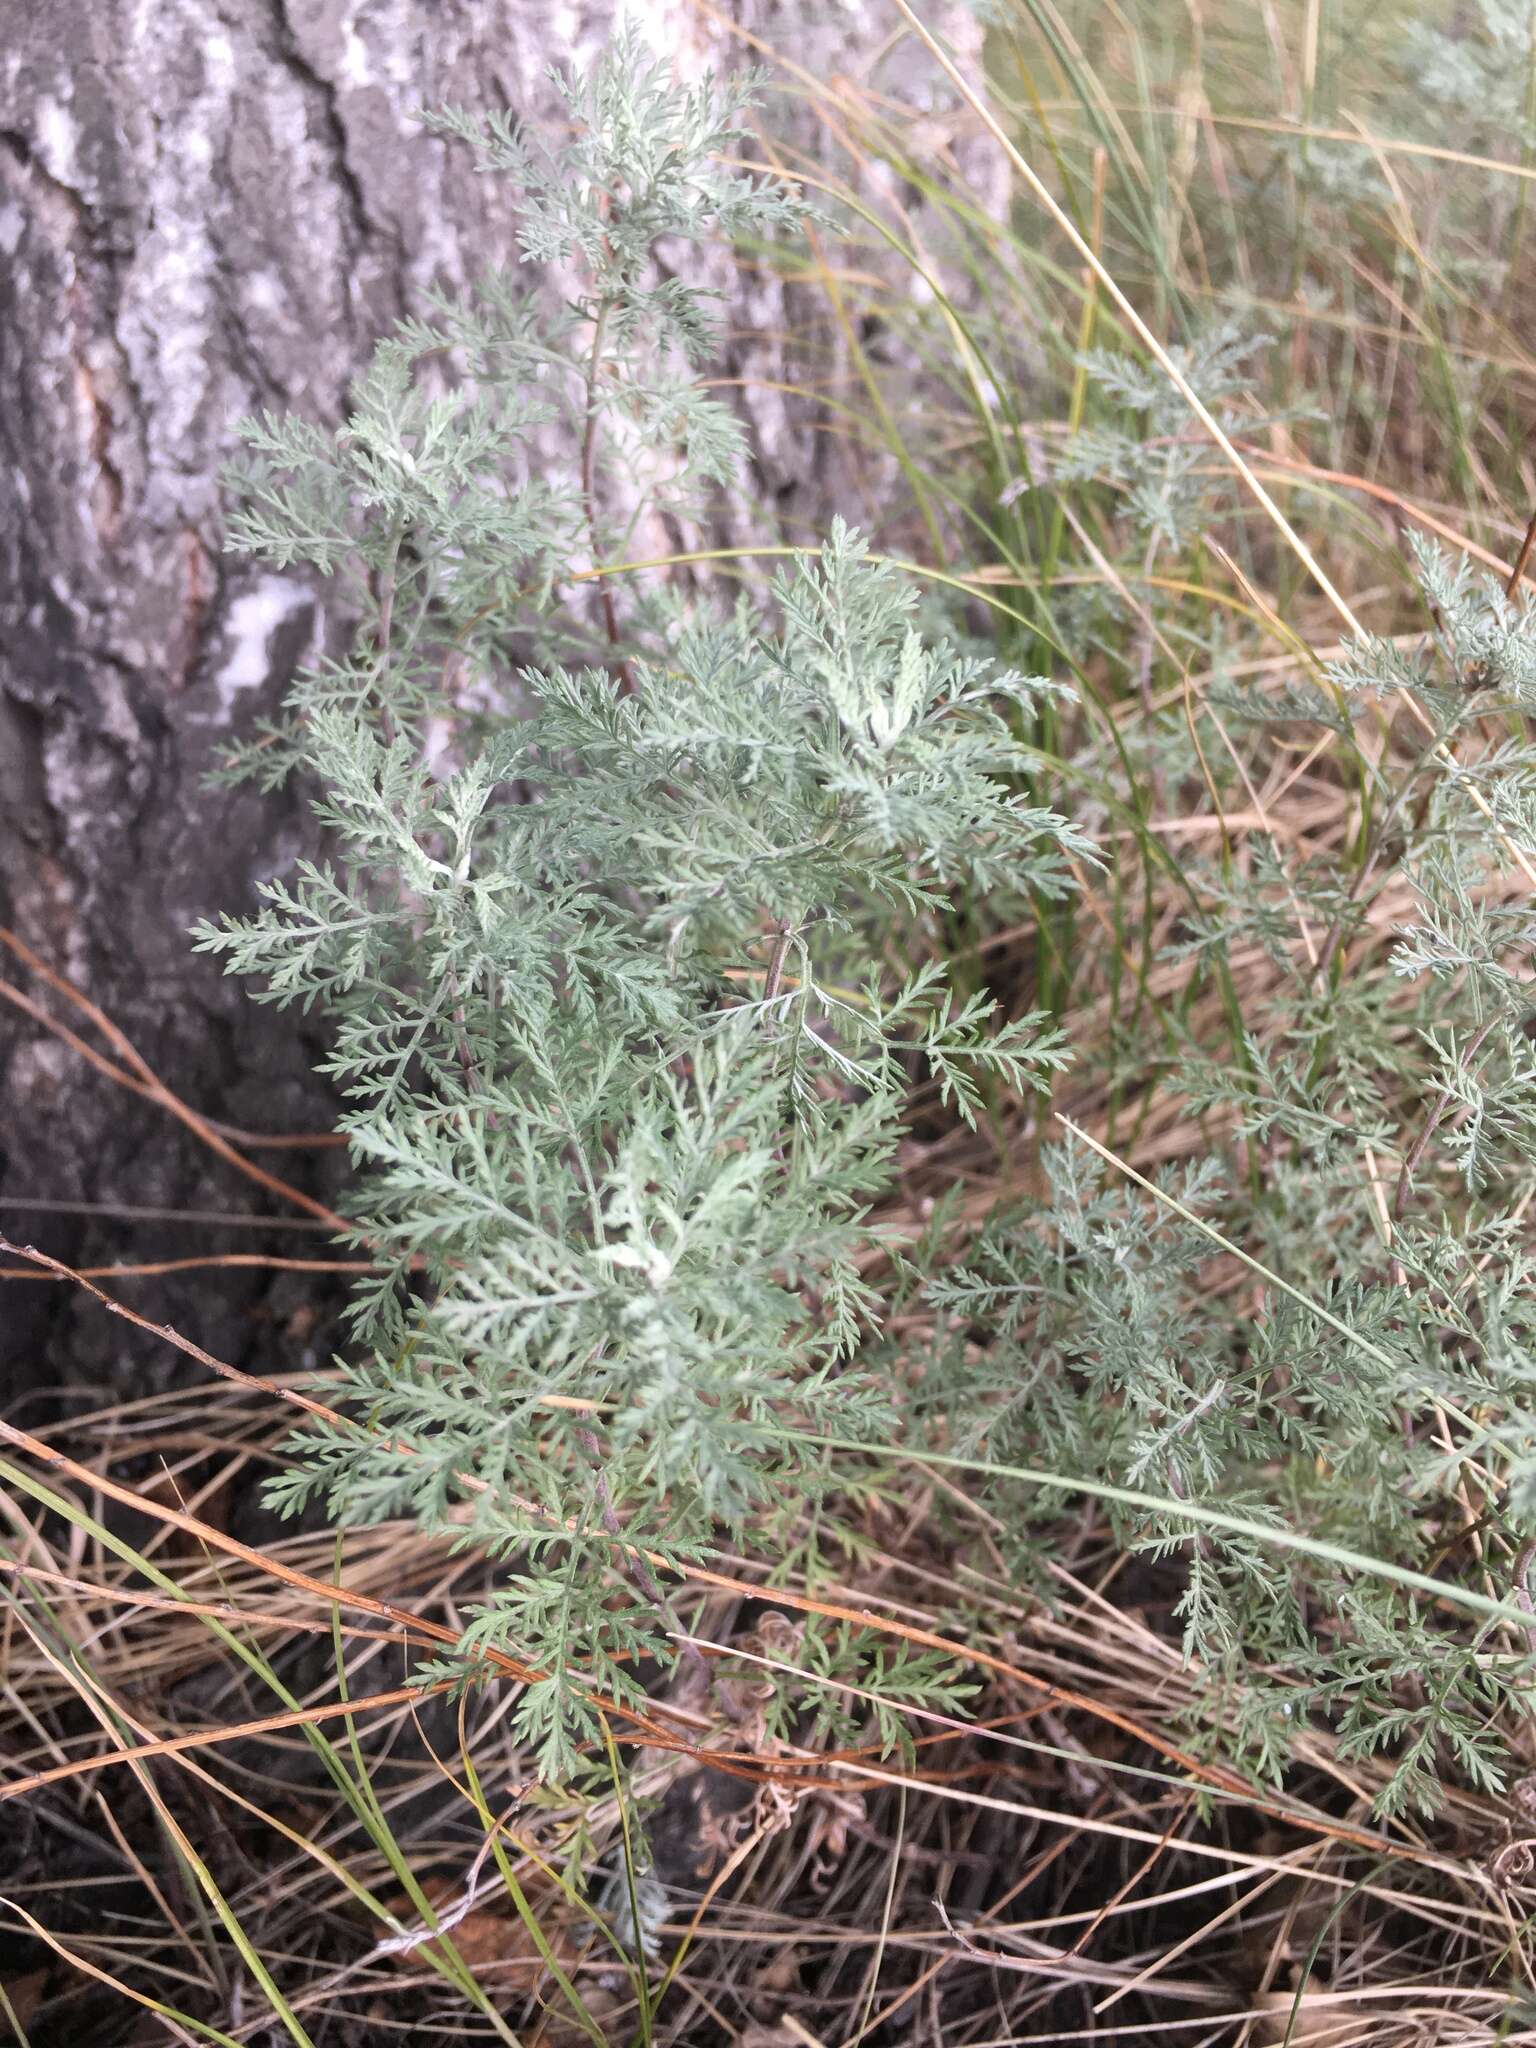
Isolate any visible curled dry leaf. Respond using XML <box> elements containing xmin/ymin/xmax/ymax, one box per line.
<box><xmin>1489</xmin><ymin>1834</ymin><xmax>1536</xmax><ymax>1889</ymax></box>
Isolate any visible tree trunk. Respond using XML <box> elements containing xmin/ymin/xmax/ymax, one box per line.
<box><xmin>0</xmin><ymin>0</ymin><xmax>990</xmax><ymax>1397</ymax></box>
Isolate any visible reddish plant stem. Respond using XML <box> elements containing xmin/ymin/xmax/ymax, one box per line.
<box><xmin>577</xmin><ymin>1425</ymin><xmax>709</xmax><ymax>1684</ymax></box>
<box><xmin>581</xmin><ymin>300</ymin><xmax>637</xmax><ymax>697</ymax></box>
<box><xmin>1392</xmin><ymin>1012</ymin><xmax>1499</xmax><ymax>1224</ymax></box>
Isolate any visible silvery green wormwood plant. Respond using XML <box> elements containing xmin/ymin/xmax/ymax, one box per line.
<box><xmin>194</xmin><ymin>36</ymin><xmax>1085</xmax><ymax>1778</ymax></box>
<box><xmin>196</xmin><ymin>31</ymin><xmax>1536</xmax><ymax>1819</ymax></box>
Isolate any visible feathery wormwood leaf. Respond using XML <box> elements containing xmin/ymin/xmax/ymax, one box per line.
<box><xmin>1016</xmin><ymin>323</ymin><xmax>1301</xmax><ymax>552</ymax></box>
<box><xmin>197</xmin><ymin>38</ymin><xmax>1082</xmax><ymax>1772</ymax></box>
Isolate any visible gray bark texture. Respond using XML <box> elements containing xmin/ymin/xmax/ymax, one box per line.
<box><xmin>0</xmin><ymin>0</ymin><xmax>995</xmax><ymax>1398</ymax></box>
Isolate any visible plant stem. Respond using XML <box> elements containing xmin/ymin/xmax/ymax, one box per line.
<box><xmin>1393</xmin><ymin>1012</ymin><xmax>1499</xmax><ymax>1224</ymax></box>
<box><xmin>762</xmin><ymin>919</ymin><xmax>794</xmax><ymax>1004</ymax></box>
<box><xmin>577</xmin><ymin>1426</ymin><xmax>708</xmax><ymax>1684</ymax></box>
<box><xmin>581</xmin><ymin>300</ymin><xmax>637</xmax><ymax>696</ymax></box>
<box><xmin>1508</xmin><ymin>502</ymin><xmax>1536</xmax><ymax>599</ymax></box>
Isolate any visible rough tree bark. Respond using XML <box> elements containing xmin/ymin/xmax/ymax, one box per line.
<box><xmin>0</xmin><ymin>0</ymin><xmax>996</xmax><ymax>1398</ymax></box>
